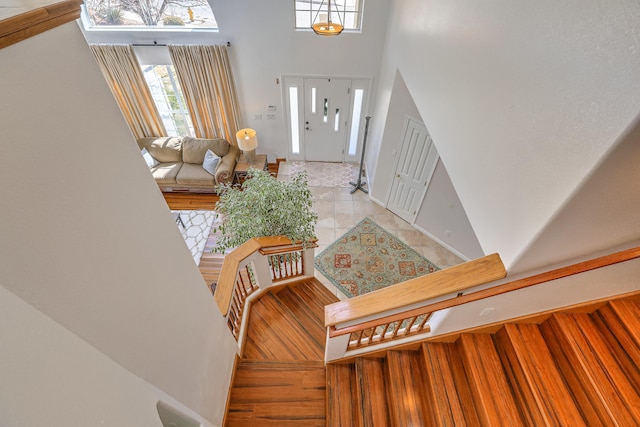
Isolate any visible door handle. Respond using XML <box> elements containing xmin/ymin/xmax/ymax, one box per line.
<box><xmin>306</xmin><ymin>127</ymin><xmax>311</xmax><ymax>130</ymax></box>
<box><xmin>396</xmin><ymin>174</ymin><xmax>400</xmax><ymax>178</ymax></box>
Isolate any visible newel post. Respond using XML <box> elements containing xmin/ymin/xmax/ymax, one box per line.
<box><xmin>325</xmin><ymin>329</ymin><xmax>350</xmax><ymax>363</ymax></box>
<box><xmin>302</xmin><ymin>246</ymin><xmax>316</xmax><ymax>277</ymax></box>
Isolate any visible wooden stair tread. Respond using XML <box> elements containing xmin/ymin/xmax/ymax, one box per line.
<box><xmin>420</xmin><ymin>342</ymin><xmax>480</xmax><ymax>427</ymax></box>
<box><xmin>598</xmin><ymin>300</ymin><xmax>640</xmax><ymax>361</ymax></box>
<box><xmin>273</xmin><ymin>284</ymin><xmax>329</xmax><ymax>353</ymax></box>
<box><xmin>227</xmin><ymin>360</ymin><xmax>326</xmax><ymax>426</ymax></box>
<box><xmin>457</xmin><ymin>333</ymin><xmax>525</xmax><ymax>426</ymax></box>
<box><xmin>591</xmin><ymin>301</ymin><xmax>640</xmax><ymax>393</ymax></box>
<box><xmin>242</xmin><ymin>291</ymin><xmax>324</xmax><ymax>360</ymax></box>
<box><xmin>386</xmin><ymin>351</ymin><xmax>429</xmax><ymax>426</ymax></box>
<box><xmin>540</xmin><ymin>313</ymin><xmax>640</xmax><ymax>426</ymax></box>
<box><xmin>495</xmin><ymin>323</ymin><xmax>586</xmax><ymax>426</ymax></box>
<box><xmin>326</xmin><ymin>363</ymin><xmax>359</xmax><ymax>427</ymax></box>
<box><xmin>356</xmin><ymin>358</ymin><xmax>391</xmax><ymax>427</ymax></box>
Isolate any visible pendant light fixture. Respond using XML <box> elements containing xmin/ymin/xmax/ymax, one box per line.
<box><xmin>312</xmin><ymin>0</ymin><xmax>344</xmax><ymax>36</ymax></box>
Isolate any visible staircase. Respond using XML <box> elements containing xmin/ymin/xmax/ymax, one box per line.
<box><xmin>327</xmin><ymin>299</ymin><xmax>640</xmax><ymax>426</ymax></box>
<box><xmin>225</xmin><ymin>277</ymin><xmax>339</xmax><ymax>426</ymax></box>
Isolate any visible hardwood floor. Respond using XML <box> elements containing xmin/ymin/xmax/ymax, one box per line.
<box><xmin>162</xmin><ymin>192</ymin><xmax>219</xmax><ymax>210</ymax></box>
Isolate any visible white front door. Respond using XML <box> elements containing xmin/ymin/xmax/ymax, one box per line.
<box><xmin>302</xmin><ymin>78</ymin><xmax>350</xmax><ymax>162</ymax></box>
<box><xmin>387</xmin><ymin>117</ymin><xmax>439</xmax><ymax>223</ymax></box>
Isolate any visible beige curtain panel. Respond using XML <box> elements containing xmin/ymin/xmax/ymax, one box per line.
<box><xmin>169</xmin><ymin>44</ymin><xmax>241</xmax><ymax>143</ymax></box>
<box><xmin>90</xmin><ymin>44</ymin><xmax>166</xmax><ymax>140</ymax></box>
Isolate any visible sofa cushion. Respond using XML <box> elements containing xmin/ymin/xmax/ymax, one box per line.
<box><xmin>141</xmin><ymin>147</ymin><xmax>159</xmax><ymax>168</ymax></box>
<box><xmin>138</xmin><ymin>137</ymin><xmax>183</xmax><ymax>163</ymax></box>
<box><xmin>176</xmin><ymin>163</ymin><xmax>216</xmax><ymax>186</ymax></box>
<box><xmin>150</xmin><ymin>162</ymin><xmax>182</xmax><ymax>185</ymax></box>
<box><xmin>202</xmin><ymin>149</ymin><xmax>220</xmax><ymax>176</ymax></box>
<box><xmin>182</xmin><ymin>137</ymin><xmax>230</xmax><ymax>164</ymax></box>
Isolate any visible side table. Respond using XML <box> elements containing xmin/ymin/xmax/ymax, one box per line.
<box><xmin>234</xmin><ymin>154</ymin><xmax>268</xmax><ymax>184</ymax></box>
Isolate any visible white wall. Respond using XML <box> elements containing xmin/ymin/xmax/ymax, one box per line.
<box><xmin>434</xmin><ymin>250</ymin><xmax>640</xmax><ymax>336</ymax></box>
<box><xmin>510</xmin><ymin>119</ymin><xmax>640</xmax><ymax>273</ymax></box>
<box><xmin>415</xmin><ymin>159</ymin><xmax>484</xmax><ymax>260</ymax></box>
<box><xmin>369</xmin><ymin>0</ymin><xmax>640</xmax><ymax>268</ymax></box>
<box><xmin>0</xmin><ymin>23</ymin><xmax>236</xmax><ymax>425</ymax></box>
<box><xmin>82</xmin><ymin>0</ymin><xmax>391</xmax><ymax>162</ymax></box>
<box><xmin>0</xmin><ymin>286</ymin><xmax>215</xmax><ymax>427</ymax></box>
<box><xmin>370</xmin><ymin>70</ymin><xmax>483</xmax><ymax>260</ymax></box>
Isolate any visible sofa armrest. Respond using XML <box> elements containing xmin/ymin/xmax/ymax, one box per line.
<box><xmin>215</xmin><ymin>144</ymin><xmax>240</xmax><ymax>184</ymax></box>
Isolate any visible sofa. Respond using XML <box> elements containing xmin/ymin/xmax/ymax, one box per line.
<box><xmin>137</xmin><ymin>136</ymin><xmax>240</xmax><ymax>193</ymax></box>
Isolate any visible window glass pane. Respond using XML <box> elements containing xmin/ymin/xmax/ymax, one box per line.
<box><xmin>334</xmin><ymin>108</ymin><xmax>340</xmax><ymax>132</ymax></box>
<box><xmin>348</xmin><ymin>89</ymin><xmax>364</xmax><ymax>156</ymax></box>
<box><xmin>289</xmin><ymin>87</ymin><xmax>300</xmax><ymax>154</ymax></box>
<box><xmin>82</xmin><ymin>1</ymin><xmax>218</xmax><ymax>30</ymax></box>
<box><xmin>142</xmin><ymin>65</ymin><xmax>194</xmax><ymax>137</ymax></box>
<box><xmin>323</xmin><ymin>98</ymin><xmax>328</xmax><ymax>123</ymax></box>
<box><xmin>311</xmin><ymin>88</ymin><xmax>316</xmax><ymax>114</ymax></box>
<box><xmin>295</xmin><ymin>0</ymin><xmax>362</xmax><ymax>31</ymax></box>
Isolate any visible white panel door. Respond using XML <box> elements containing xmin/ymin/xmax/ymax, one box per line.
<box><xmin>387</xmin><ymin>117</ymin><xmax>439</xmax><ymax>223</ymax></box>
<box><xmin>303</xmin><ymin>78</ymin><xmax>350</xmax><ymax>162</ymax></box>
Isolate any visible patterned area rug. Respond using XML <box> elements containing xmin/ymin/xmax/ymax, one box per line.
<box><xmin>278</xmin><ymin>161</ymin><xmax>357</xmax><ymax>187</ymax></box>
<box><xmin>315</xmin><ymin>217</ymin><xmax>439</xmax><ymax>298</ymax></box>
<box><xmin>171</xmin><ymin>210</ymin><xmax>216</xmax><ymax>264</ymax></box>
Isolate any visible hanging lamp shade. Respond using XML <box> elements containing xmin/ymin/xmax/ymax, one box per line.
<box><xmin>312</xmin><ymin>0</ymin><xmax>344</xmax><ymax>36</ymax></box>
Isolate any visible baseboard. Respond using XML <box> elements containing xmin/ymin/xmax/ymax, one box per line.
<box><xmin>354</xmin><ymin>163</ymin><xmax>471</xmax><ymax>261</ymax></box>
<box><xmin>413</xmin><ymin>223</ymin><xmax>472</xmax><ymax>262</ymax></box>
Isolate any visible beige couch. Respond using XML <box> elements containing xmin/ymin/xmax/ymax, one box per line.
<box><xmin>138</xmin><ymin>136</ymin><xmax>240</xmax><ymax>193</ymax></box>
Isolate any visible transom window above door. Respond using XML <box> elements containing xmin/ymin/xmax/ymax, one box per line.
<box><xmin>294</xmin><ymin>0</ymin><xmax>363</xmax><ymax>32</ymax></box>
<box><xmin>81</xmin><ymin>0</ymin><xmax>218</xmax><ymax>30</ymax></box>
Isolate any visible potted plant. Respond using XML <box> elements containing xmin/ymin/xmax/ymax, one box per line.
<box><xmin>212</xmin><ymin>168</ymin><xmax>318</xmax><ymax>253</ymax></box>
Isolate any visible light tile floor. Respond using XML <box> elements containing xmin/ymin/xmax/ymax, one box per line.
<box><xmin>278</xmin><ymin>161</ymin><xmax>466</xmax><ymax>299</ymax></box>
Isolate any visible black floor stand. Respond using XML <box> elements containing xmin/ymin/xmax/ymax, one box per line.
<box><xmin>350</xmin><ymin>116</ymin><xmax>371</xmax><ymax>194</ymax></box>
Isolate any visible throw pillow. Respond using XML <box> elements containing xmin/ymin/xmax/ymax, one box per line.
<box><xmin>141</xmin><ymin>147</ymin><xmax>159</xmax><ymax>168</ymax></box>
<box><xmin>202</xmin><ymin>149</ymin><xmax>220</xmax><ymax>176</ymax></box>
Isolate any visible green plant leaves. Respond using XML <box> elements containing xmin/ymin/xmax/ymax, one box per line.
<box><xmin>212</xmin><ymin>168</ymin><xmax>318</xmax><ymax>253</ymax></box>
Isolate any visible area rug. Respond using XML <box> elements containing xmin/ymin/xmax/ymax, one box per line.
<box><xmin>315</xmin><ymin>217</ymin><xmax>439</xmax><ymax>298</ymax></box>
<box><xmin>277</xmin><ymin>161</ymin><xmax>357</xmax><ymax>187</ymax></box>
<box><xmin>171</xmin><ymin>210</ymin><xmax>216</xmax><ymax>265</ymax></box>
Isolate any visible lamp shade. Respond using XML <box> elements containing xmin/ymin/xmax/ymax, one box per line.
<box><xmin>312</xmin><ymin>21</ymin><xmax>344</xmax><ymax>36</ymax></box>
<box><xmin>311</xmin><ymin>0</ymin><xmax>343</xmax><ymax>36</ymax></box>
<box><xmin>236</xmin><ymin>128</ymin><xmax>258</xmax><ymax>151</ymax></box>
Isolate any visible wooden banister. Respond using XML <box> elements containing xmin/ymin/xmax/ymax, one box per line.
<box><xmin>325</xmin><ymin>253</ymin><xmax>506</xmax><ymax>328</ymax></box>
<box><xmin>0</xmin><ymin>1</ymin><xmax>83</xmax><ymax>50</ymax></box>
<box><xmin>329</xmin><ymin>246</ymin><xmax>640</xmax><ymax>338</ymax></box>
<box><xmin>214</xmin><ymin>235</ymin><xmax>303</xmax><ymax>315</ymax></box>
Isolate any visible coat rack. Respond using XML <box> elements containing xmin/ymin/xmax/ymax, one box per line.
<box><xmin>350</xmin><ymin>116</ymin><xmax>371</xmax><ymax>194</ymax></box>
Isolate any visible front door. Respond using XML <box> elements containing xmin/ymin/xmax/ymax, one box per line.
<box><xmin>303</xmin><ymin>78</ymin><xmax>350</xmax><ymax>162</ymax></box>
<box><xmin>387</xmin><ymin>117</ymin><xmax>439</xmax><ymax>223</ymax></box>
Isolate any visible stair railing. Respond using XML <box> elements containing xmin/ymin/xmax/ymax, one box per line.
<box><xmin>324</xmin><ymin>247</ymin><xmax>640</xmax><ymax>362</ymax></box>
<box><xmin>214</xmin><ymin>236</ymin><xmax>316</xmax><ymax>351</ymax></box>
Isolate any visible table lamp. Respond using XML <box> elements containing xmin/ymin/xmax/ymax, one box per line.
<box><xmin>236</xmin><ymin>128</ymin><xmax>258</xmax><ymax>162</ymax></box>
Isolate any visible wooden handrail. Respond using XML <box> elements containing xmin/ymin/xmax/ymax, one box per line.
<box><xmin>325</xmin><ymin>253</ymin><xmax>506</xmax><ymax>327</ymax></box>
<box><xmin>0</xmin><ymin>1</ymin><xmax>83</xmax><ymax>50</ymax></box>
<box><xmin>214</xmin><ymin>235</ymin><xmax>303</xmax><ymax>315</ymax></box>
<box><xmin>329</xmin><ymin>246</ymin><xmax>640</xmax><ymax>338</ymax></box>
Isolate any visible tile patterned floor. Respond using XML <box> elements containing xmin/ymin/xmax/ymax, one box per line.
<box><xmin>278</xmin><ymin>161</ymin><xmax>466</xmax><ymax>300</ymax></box>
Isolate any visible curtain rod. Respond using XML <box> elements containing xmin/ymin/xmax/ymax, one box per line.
<box><xmin>132</xmin><ymin>41</ymin><xmax>231</xmax><ymax>47</ymax></box>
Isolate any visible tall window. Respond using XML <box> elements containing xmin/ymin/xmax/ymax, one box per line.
<box><xmin>82</xmin><ymin>0</ymin><xmax>217</xmax><ymax>29</ymax></box>
<box><xmin>142</xmin><ymin>65</ymin><xmax>194</xmax><ymax>137</ymax></box>
<box><xmin>294</xmin><ymin>0</ymin><xmax>363</xmax><ymax>32</ymax></box>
